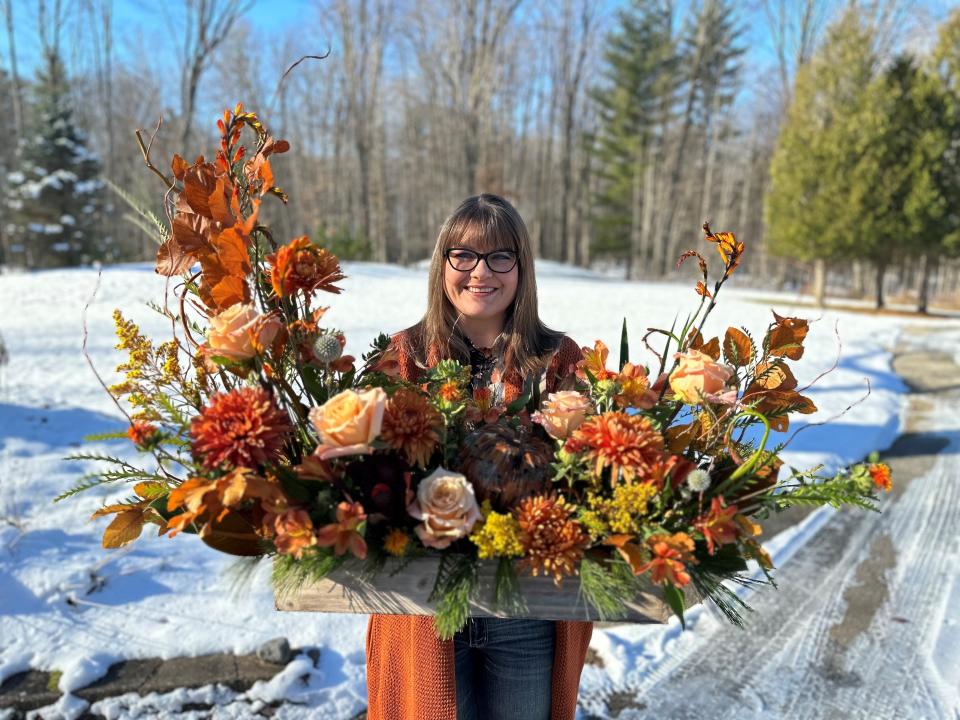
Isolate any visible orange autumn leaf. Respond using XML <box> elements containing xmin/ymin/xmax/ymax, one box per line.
<box><xmin>767</xmin><ymin>312</ymin><xmax>809</xmax><ymax>360</ymax></box>
<box><xmin>722</xmin><ymin>327</ymin><xmax>753</xmax><ymax>367</ymax></box>
<box><xmin>695</xmin><ymin>281</ymin><xmax>712</xmax><ymax>299</ymax></box>
<box><xmin>102</xmin><ymin>510</ymin><xmax>148</xmax><ymax>549</ymax></box>
<box><xmin>604</xmin><ymin>534</ymin><xmax>646</xmax><ymax>574</ymax></box>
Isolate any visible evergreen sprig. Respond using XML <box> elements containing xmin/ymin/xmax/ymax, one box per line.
<box><xmin>429</xmin><ymin>553</ymin><xmax>478</xmax><ymax>640</ymax></box>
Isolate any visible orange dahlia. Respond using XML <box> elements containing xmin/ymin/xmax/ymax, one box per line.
<box><xmin>190</xmin><ymin>387</ymin><xmax>292</xmax><ymax>470</ymax></box>
<box><xmin>516</xmin><ymin>494</ymin><xmax>588</xmax><ymax>584</ymax></box>
<box><xmin>267</xmin><ymin>236</ymin><xmax>345</xmax><ymax>298</ymax></box>
<box><xmin>569</xmin><ymin>411</ymin><xmax>665</xmax><ymax>483</ymax></box>
<box><xmin>380</xmin><ymin>388</ymin><xmax>441</xmax><ymax>467</ymax></box>
<box><xmin>869</xmin><ymin>462</ymin><xmax>892</xmax><ymax>492</ymax></box>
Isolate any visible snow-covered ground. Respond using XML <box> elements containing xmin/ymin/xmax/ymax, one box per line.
<box><xmin>1</xmin><ymin>260</ymin><xmax>956</xmax><ymax>719</ymax></box>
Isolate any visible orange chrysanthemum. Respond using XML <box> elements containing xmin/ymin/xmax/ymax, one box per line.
<box><xmin>190</xmin><ymin>387</ymin><xmax>292</xmax><ymax>470</ymax></box>
<box><xmin>636</xmin><ymin>532</ymin><xmax>696</xmax><ymax>587</ymax></box>
<box><xmin>267</xmin><ymin>236</ymin><xmax>345</xmax><ymax>298</ymax></box>
<box><xmin>127</xmin><ymin>421</ymin><xmax>158</xmax><ymax>448</ymax></box>
<box><xmin>516</xmin><ymin>494</ymin><xmax>588</xmax><ymax>584</ymax></box>
<box><xmin>569</xmin><ymin>411</ymin><xmax>665</xmax><ymax>483</ymax></box>
<box><xmin>380</xmin><ymin>387</ymin><xmax>442</xmax><ymax>467</ymax></box>
<box><xmin>869</xmin><ymin>462</ymin><xmax>892</xmax><ymax>492</ymax></box>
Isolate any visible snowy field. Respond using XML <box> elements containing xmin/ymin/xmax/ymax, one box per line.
<box><xmin>1</xmin><ymin>260</ymin><xmax>957</xmax><ymax>719</ymax></box>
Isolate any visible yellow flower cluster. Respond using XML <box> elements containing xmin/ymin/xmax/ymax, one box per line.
<box><xmin>113</xmin><ymin>309</ymin><xmax>152</xmax><ymax>380</ymax></box>
<box><xmin>584</xmin><ymin>482</ymin><xmax>657</xmax><ymax>535</ymax></box>
<box><xmin>470</xmin><ymin>502</ymin><xmax>523</xmax><ymax>559</ymax></box>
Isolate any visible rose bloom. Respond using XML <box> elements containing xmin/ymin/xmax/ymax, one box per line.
<box><xmin>408</xmin><ymin>467</ymin><xmax>482</xmax><ymax>549</ymax></box>
<box><xmin>207</xmin><ymin>303</ymin><xmax>282</xmax><ymax>361</ymax></box>
<box><xmin>532</xmin><ymin>390</ymin><xmax>592</xmax><ymax>440</ymax></box>
<box><xmin>309</xmin><ymin>387</ymin><xmax>387</xmax><ymax>460</ymax></box>
<box><xmin>669</xmin><ymin>349</ymin><xmax>735</xmax><ymax>405</ymax></box>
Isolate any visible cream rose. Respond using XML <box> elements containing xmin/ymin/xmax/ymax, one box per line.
<box><xmin>309</xmin><ymin>387</ymin><xmax>386</xmax><ymax>460</ymax></box>
<box><xmin>208</xmin><ymin>303</ymin><xmax>282</xmax><ymax>361</ymax></box>
<box><xmin>532</xmin><ymin>390</ymin><xmax>592</xmax><ymax>440</ymax></box>
<box><xmin>408</xmin><ymin>467</ymin><xmax>482</xmax><ymax>549</ymax></box>
<box><xmin>669</xmin><ymin>350</ymin><xmax>735</xmax><ymax>405</ymax></box>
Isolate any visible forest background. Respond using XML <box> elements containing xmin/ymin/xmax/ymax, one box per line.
<box><xmin>1</xmin><ymin>0</ymin><xmax>959</xmax><ymax>311</ymax></box>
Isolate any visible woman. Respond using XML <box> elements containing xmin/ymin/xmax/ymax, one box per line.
<box><xmin>365</xmin><ymin>194</ymin><xmax>593</xmax><ymax>720</ymax></box>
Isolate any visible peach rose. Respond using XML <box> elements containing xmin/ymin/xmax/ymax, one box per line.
<box><xmin>532</xmin><ymin>390</ymin><xmax>592</xmax><ymax>440</ymax></box>
<box><xmin>309</xmin><ymin>387</ymin><xmax>386</xmax><ymax>460</ymax></box>
<box><xmin>207</xmin><ymin>303</ymin><xmax>282</xmax><ymax>361</ymax></box>
<box><xmin>407</xmin><ymin>467</ymin><xmax>482</xmax><ymax>549</ymax></box>
<box><xmin>669</xmin><ymin>350</ymin><xmax>735</xmax><ymax>405</ymax></box>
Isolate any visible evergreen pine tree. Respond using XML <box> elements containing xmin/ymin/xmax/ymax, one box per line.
<box><xmin>5</xmin><ymin>50</ymin><xmax>106</xmax><ymax>269</ymax></box>
<box><xmin>764</xmin><ymin>8</ymin><xmax>877</xmax><ymax>305</ymax></box>
<box><xmin>851</xmin><ymin>56</ymin><xmax>956</xmax><ymax>309</ymax></box>
<box><xmin>0</xmin><ymin>69</ymin><xmax>17</xmax><ymax>266</ymax></box>
<box><xmin>588</xmin><ymin>0</ymin><xmax>676</xmax><ymax>261</ymax></box>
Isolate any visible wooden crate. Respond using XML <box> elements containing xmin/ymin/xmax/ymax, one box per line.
<box><xmin>275</xmin><ymin>557</ymin><xmax>695</xmax><ymax>623</ymax></box>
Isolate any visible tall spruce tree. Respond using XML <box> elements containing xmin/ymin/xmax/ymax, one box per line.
<box><xmin>588</xmin><ymin>0</ymin><xmax>676</xmax><ymax>267</ymax></box>
<box><xmin>5</xmin><ymin>50</ymin><xmax>106</xmax><ymax>269</ymax></box>
<box><xmin>851</xmin><ymin>56</ymin><xmax>956</xmax><ymax>309</ymax></box>
<box><xmin>0</xmin><ymin>68</ymin><xmax>17</xmax><ymax>266</ymax></box>
<box><xmin>764</xmin><ymin>7</ymin><xmax>877</xmax><ymax>305</ymax></box>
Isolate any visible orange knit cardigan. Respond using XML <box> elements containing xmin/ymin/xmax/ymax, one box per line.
<box><xmin>365</xmin><ymin>329</ymin><xmax>593</xmax><ymax>720</ymax></box>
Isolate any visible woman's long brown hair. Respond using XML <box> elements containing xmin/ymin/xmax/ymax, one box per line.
<box><xmin>402</xmin><ymin>193</ymin><xmax>564</xmax><ymax>376</ymax></box>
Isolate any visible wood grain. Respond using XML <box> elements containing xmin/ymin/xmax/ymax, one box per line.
<box><xmin>274</xmin><ymin>557</ymin><xmax>697</xmax><ymax>623</ymax></box>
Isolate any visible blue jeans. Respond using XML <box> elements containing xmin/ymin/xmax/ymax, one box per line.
<box><xmin>454</xmin><ymin>617</ymin><xmax>555</xmax><ymax>720</ymax></box>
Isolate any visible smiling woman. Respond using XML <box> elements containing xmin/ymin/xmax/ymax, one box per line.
<box><xmin>366</xmin><ymin>193</ymin><xmax>592</xmax><ymax>720</ymax></box>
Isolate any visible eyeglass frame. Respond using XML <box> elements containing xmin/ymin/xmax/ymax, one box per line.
<box><xmin>443</xmin><ymin>247</ymin><xmax>519</xmax><ymax>273</ymax></box>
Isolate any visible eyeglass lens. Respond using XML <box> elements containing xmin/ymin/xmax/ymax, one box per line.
<box><xmin>447</xmin><ymin>249</ymin><xmax>517</xmax><ymax>273</ymax></box>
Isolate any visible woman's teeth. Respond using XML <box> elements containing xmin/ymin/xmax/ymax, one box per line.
<box><xmin>467</xmin><ymin>287</ymin><xmax>495</xmax><ymax>294</ymax></box>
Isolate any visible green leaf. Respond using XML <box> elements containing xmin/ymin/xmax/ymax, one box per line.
<box><xmin>619</xmin><ymin>317</ymin><xmax>629</xmax><ymax>371</ymax></box>
<box><xmin>663</xmin><ymin>583</ymin><xmax>686</xmax><ymax>629</ymax></box>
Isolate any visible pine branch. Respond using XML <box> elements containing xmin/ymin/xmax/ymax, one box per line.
<box><xmin>429</xmin><ymin>553</ymin><xmax>477</xmax><ymax>640</ymax></box>
<box><xmin>579</xmin><ymin>557</ymin><xmax>640</xmax><ymax>621</ymax></box>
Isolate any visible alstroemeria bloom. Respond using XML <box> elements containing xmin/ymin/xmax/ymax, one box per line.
<box><xmin>316</xmin><ymin>501</ymin><xmax>368</xmax><ymax>559</ymax></box>
<box><xmin>636</xmin><ymin>532</ymin><xmax>695</xmax><ymax>587</ymax></box>
<box><xmin>694</xmin><ymin>496</ymin><xmax>740</xmax><ymax>555</ymax></box>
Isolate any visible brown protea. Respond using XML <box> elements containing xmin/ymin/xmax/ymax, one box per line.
<box><xmin>569</xmin><ymin>411</ymin><xmax>665</xmax><ymax>484</ymax></box>
<box><xmin>190</xmin><ymin>387</ymin><xmax>292</xmax><ymax>470</ymax></box>
<box><xmin>456</xmin><ymin>421</ymin><xmax>553</xmax><ymax>512</ymax></box>
<box><xmin>516</xmin><ymin>494</ymin><xmax>588</xmax><ymax>584</ymax></box>
<box><xmin>380</xmin><ymin>388</ymin><xmax>442</xmax><ymax>467</ymax></box>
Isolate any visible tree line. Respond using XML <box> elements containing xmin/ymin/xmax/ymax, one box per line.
<box><xmin>1</xmin><ymin>0</ymin><xmax>959</xmax><ymax>312</ymax></box>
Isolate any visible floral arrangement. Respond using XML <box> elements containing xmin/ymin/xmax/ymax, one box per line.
<box><xmin>62</xmin><ymin>106</ymin><xmax>892</xmax><ymax>639</ymax></box>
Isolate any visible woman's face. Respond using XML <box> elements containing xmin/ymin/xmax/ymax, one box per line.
<box><xmin>442</xmin><ymin>243</ymin><xmax>519</xmax><ymax>327</ymax></box>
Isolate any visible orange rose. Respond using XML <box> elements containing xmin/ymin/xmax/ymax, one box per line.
<box><xmin>309</xmin><ymin>387</ymin><xmax>386</xmax><ymax>460</ymax></box>
<box><xmin>532</xmin><ymin>390</ymin><xmax>592</xmax><ymax>440</ymax></box>
<box><xmin>408</xmin><ymin>467</ymin><xmax>482</xmax><ymax>549</ymax></box>
<box><xmin>669</xmin><ymin>350</ymin><xmax>735</xmax><ymax>405</ymax></box>
<box><xmin>207</xmin><ymin>303</ymin><xmax>282</xmax><ymax>361</ymax></box>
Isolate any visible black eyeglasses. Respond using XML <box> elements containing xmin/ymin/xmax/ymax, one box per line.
<box><xmin>444</xmin><ymin>248</ymin><xmax>518</xmax><ymax>273</ymax></box>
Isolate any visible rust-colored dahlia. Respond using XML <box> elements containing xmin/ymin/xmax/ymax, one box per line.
<box><xmin>190</xmin><ymin>387</ymin><xmax>292</xmax><ymax>470</ymax></box>
<box><xmin>127</xmin><ymin>421</ymin><xmax>158</xmax><ymax>448</ymax></box>
<box><xmin>516</xmin><ymin>494</ymin><xmax>588</xmax><ymax>584</ymax></box>
<box><xmin>267</xmin><ymin>236</ymin><xmax>345</xmax><ymax>298</ymax></box>
<box><xmin>569</xmin><ymin>411</ymin><xmax>665</xmax><ymax>483</ymax></box>
<box><xmin>380</xmin><ymin>387</ymin><xmax>441</xmax><ymax>467</ymax></box>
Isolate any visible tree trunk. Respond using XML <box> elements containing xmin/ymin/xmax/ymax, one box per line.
<box><xmin>875</xmin><ymin>262</ymin><xmax>885</xmax><ymax>310</ymax></box>
<box><xmin>917</xmin><ymin>253</ymin><xmax>938</xmax><ymax>314</ymax></box>
<box><xmin>813</xmin><ymin>258</ymin><xmax>826</xmax><ymax>306</ymax></box>
<box><xmin>2</xmin><ymin>0</ymin><xmax>24</xmax><ymax>145</ymax></box>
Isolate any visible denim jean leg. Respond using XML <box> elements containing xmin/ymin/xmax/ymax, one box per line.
<box><xmin>454</xmin><ymin>620</ymin><xmax>480</xmax><ymax>720</ymax></box>
<box><xmin>479</xmin><ymin>618</ymin><xmax>555</xmax><ymax>720</ymax></box>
